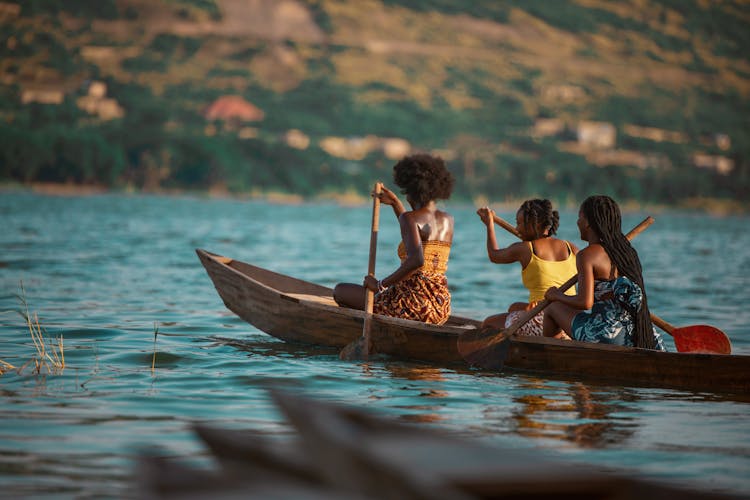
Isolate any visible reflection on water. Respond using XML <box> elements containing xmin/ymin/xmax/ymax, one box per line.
<box><xmin>510</xmin><ymin>379</ymin><xmax>637</xmax><ymax>448</ymax></box>
<box><xmin>383</xmin><ymin>364</ymin><xmax>449</xmax><ymax>423</ymax></box>
<box><xmin>215</xmin><ymin>338</ymin><xmax>453</xmax><ymax>423</ymax></box>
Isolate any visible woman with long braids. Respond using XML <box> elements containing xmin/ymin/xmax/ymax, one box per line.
<box><xmin>542</xmin><ymin>195</ymin><xmax>665</xmax><ymax>350</ymax></box>
<box><xmin>477</xmin><ymin>199</ymin><xmax>578</xmax><ymax>336</ymax></box>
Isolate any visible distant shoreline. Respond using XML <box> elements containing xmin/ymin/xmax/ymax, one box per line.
<box><xmin>1</xmin><ymin>182</ymin><xmax>746</xmax><ymax>216</ymax></box>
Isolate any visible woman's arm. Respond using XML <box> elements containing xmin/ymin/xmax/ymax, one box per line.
<box><xmin>477</xmin><ymin>207</ymin><xmax>528</xmax><ymax>264</ymax></box>
<box><xmin>378</xmin><ymin>185</ymin><xmax>406</xmax><ymax>218</ymax></box>
<box><xmin>366</xmin><ymin>211</ymin><xmax>424</xmax><ymax>291</ymax></box>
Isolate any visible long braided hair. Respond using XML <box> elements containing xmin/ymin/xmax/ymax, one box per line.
<box><xmin>519</xmin><ymin>199</ymin><xmax>559</xmax><ymax>240</ymax></box>
<box><xmin>580</xmin><ymin>195</ymin><xmax>656</xmax><ymax>349</ymax></box>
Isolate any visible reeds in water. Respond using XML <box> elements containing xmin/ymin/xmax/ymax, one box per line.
<box><xmin>0</xmin><ymin>359</ymin><xmax>16</xmax><ymax>375</ymax></box>
<box><xmin>14</xmin><ymin>283</ymin><xmax>65</xmax><ymax>375</ymax></box>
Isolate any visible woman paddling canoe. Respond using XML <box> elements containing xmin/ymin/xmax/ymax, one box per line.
<box><xmin>477</xmin><ymin>199</ymin><xmax>579</xmax><ymax>337</ymax></box>
<box><xmin>334</xmin><ymin>153</ymin><xmax>455</xmax><ymax>325</ymax></box>
<box><xmin>542</xmin><ymin>195</ymin><xmax>666</xmax><ymax>350</ymax></box>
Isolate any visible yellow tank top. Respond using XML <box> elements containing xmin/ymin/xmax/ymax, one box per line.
<box><xmin>521</xmin><ymin>240</ymin><xmax>577</xmax><ymax>303</ymax></box>
<box><xmin>397</xmin><ymin>240</ymin><xmax>450</xmax><ymax>275</ymax></box>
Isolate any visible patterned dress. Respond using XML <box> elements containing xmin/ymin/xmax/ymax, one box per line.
<box><xmin>504</xmin><ymin>306</ymin><xmax>545</xmax><ymax>336</ymax></box>
<box><xmin>571</xmin><ymin>276</ymin><xmax>666</xmax><ymax>350</ymax></box>
<box><xmin>374</xmin><ymin>241</ymin><xmax>451</xmax><ymax>325</ymax></box>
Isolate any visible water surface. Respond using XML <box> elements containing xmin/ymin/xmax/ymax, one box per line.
<box><xmin>1</xmin><ymin>192</ymin><xmax>748</xmax><ymax>498</ymax></box>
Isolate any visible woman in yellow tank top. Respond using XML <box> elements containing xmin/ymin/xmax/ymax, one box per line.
<box><xmin>477</xmin><ymin>199</ymin><xmax>578</xmax><ymax>336</ymax></box>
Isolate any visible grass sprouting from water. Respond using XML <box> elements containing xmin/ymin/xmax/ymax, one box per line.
<box><xmin>0</xmin><ymin>359</ymin><xmax>16</xmax><ymax>375</ymax></box>
<box><xmin>11</xmin><ymin>282</ymin><xmax>65</xmax><ymax>376</ymax></box>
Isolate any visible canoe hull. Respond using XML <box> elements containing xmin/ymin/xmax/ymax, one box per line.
<box><xmin>197</xmin><ymin>249</ymin><xmax>750</xmax><ymax>394</ymax></box>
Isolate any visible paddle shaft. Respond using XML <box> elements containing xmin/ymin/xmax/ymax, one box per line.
<box><xmin>649</xmin><ymin>314</ymin><xmax>674</xmax><ymax>333</ymax></box>
<box><xmin>361</xmin><ymin>182</ymin><xmax>383</xmax><ymax>358</ymax></box>
<box><xmin>503</xmin><ymin>216</ymin><xmax>655</xmax><ymax>337</ymax></box>
<box><xmin>492</xmin><ymin>214</ymin><xmax>522</xmax><ymax>239</ymax></box>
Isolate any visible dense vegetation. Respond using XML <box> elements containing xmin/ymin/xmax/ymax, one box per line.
<box><xmin>1</xmin><ymin>0</ymin><xmax>748</xmax><ymax>209</ymax></box>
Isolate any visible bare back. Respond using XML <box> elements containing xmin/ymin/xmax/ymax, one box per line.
<box><xmin>522</xmin><ymin>237</ymin><xmax>577</xmax><ymax>268</ymax></box>
<box><xmin>411</xmin><ymin>208</ymin><xmax>453</xmax><ymax>244</ymax></box>
<box><xmin>586</xmin><ymin>243</ymin><xmax>618</xmax><ymax>280</ymax></box>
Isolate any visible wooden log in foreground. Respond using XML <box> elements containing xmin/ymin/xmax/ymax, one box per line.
<box><xmin>136</xmin><ymin>390</ymin><xmax>742</xmax><ymax>499</ymax></box>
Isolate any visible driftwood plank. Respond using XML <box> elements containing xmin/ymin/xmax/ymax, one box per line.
<box><xmin>139</xmin><ymin>390</ymin><xmax>741</xmax><ymax>499</ymax></box>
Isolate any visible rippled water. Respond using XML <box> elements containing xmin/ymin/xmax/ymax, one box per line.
<box><xmin>1</xmin><ymin>191</ymin><xmax>748</xmax><ymax>498</ymax></box>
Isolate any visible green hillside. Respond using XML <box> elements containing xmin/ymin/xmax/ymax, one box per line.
<box><xmin>1</xmin><ymin>0</ymin><xmax>749</xmax><ymax>210</ymax></box>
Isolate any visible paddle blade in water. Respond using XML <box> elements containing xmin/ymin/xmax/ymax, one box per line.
<box><xmin>457</xmin><ymin>328</ymin><xmax>511</xmax><ymax>370</ymax></box>
<box><xmin>672</xmin><ymin>325</ymin><xmax>732</xmax><ymax>355</ymax></box>
<box><xmin>339</xmin><ymin>336</ymin><xmax>370</xmax><ymax>361</ymax></box>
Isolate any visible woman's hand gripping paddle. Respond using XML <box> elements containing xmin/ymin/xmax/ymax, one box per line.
<box><xmin>340</xmin><ymin>182</ymin><xmax>383</xmax><ymax>361</ymax></box>
<box><xmin>458</xmin><ymin>216</ymin><xmax>655</xmax><ymax>369</ymax></box>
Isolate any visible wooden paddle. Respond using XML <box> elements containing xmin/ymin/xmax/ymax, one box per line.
<box><xmin>458</xmin><ymin>216</ymin><xmax>654</xmax><ymax>369</ymax></box>
<box><xmin>340</xmin><ymin>182</ymin><xmax>383</xmax><ymax>361</ymax></box>
<box><xmin>650</xmin><ymin>315</ymin><xmax>731</xmax><ymax>355</ymax></box>
<box><xmin>492</xmin><ymin>213</ymin><xmax>522</xmax><ymax>239</ymax></box>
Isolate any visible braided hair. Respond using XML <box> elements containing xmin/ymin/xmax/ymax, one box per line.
<box><xmin>580</xmin><ymin>195</ymin><xmax>657</xmax><ymax>349</ymax></box>
<box><xmin>519</xmin><ymin>199</ymin><xmax>559</xmax><ymax>240</ymax></box>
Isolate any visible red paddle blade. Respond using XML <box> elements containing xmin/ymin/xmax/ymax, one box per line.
<box><xmin>672</xmin><ymin>325</ymin><xmax>732</xmax><ymax>355</ymax></box>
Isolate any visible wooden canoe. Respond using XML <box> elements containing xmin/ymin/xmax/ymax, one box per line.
<box><xmin>196</xmin><ymin>249</ymin><xmax>750</xmax><ymax>394</ymax></box>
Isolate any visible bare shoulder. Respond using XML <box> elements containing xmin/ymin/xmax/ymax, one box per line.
<box><xmin>577</xmin><ymin>244</ymin><xmax>600</xmax><ymax>260</ymax></box>
<box><xmin>435</xmin><ymin>208</ymin><xmax>452</xmax><ymax>218</ymax></box>
<box><xmin>579</xmin><ymin>243</ymin><xmax>609</xmax><ymax>265</ymax></box>
<box><xmin>398</xmin><ymin>209</ymin><xmax>417</xmax><ymax>223</ymax></box>
<box><xmin>397</xmin><ymin>210</ymin><xmax>420</xmax><ymax>234</ymax></box>
<box><xmin>508</xmin><ymin>240</ymin><xmax>531</xmax><ymax>256</ymax></box>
